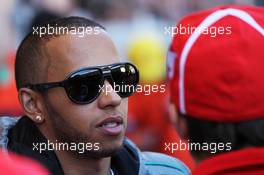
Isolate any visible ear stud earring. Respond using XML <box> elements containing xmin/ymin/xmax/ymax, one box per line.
<box><xmin>36</xmin><ymin>115</ymin><xmax>42</xmax><ymax>121</ymax></box>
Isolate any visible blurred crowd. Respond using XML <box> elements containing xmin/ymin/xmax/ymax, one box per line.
<box><xmin>0</xmin><ymin>0</ymin><xmax>262</xmax><ymax>173</ymax></box>
<box><xmin>0</xmin><ymin>0</ymin><xmax>259</xmax><ymax>61</ymax></box>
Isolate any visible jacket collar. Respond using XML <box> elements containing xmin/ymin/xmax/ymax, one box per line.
<box><xmin>7</xmin><ymin>116</ymin><xmax>140</xmax><ymax>175</ymax></box>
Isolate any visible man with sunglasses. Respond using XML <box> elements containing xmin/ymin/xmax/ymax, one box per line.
<box><xmin>0</xmin><ymin>17</ymin><xmax>190</xmax><ymax>175</ymax></box>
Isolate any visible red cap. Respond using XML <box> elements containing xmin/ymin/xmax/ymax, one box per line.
<box><xmin>167</xmin><ymin>5</ymin><xmax>264</xmax><ymax>122</ymax></box>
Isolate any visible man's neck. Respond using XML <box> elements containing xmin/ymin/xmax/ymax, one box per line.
<box><xmin>55</xmin><ymin>150</ymin><xmax>111</xmax><ymax>175</ymax></box>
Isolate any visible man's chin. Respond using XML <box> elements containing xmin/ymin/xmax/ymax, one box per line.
<box><xmin>96</xmin><ymin>138</ymin><xmax>124</xmax><ymax>156</ymax></box>
<box><xmin>74</xmin><ymin>143</ymin><xmax>123</xmax><ymax>159</ymax></box>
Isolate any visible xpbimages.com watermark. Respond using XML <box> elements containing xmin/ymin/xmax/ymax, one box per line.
<box><xmin>32</xmin><ymin>140</ymin><xmax>100</xmax><ymax>154</ymax></box>
<box><xmin>164</xmin><ymin>24</ymin><xmax>232</xmax><ymax>37</ymax></box>
<box><xmin>164</xmin><ymin>140</ymin><xmax>232</xmax><ymax>154</ymax></box>
<box><xmin>32</xmin><ymin>24</ymin><xmax>102</xmax><ymax>37</ymax></box>
<box><xmin>99</xmin><ymin>83</ymin><xmax>166</xmax><ymax>96</ymax></box>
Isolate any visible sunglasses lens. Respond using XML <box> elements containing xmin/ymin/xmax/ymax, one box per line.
<box><xmin>66</xmin><ymin>69</ymin><xmax>102</xmax><ymax>104</ymax></box>
<box><xmin>111</xmin><ymin>63</ymin><xmax>139</xmax><ymax>97</ymax></box>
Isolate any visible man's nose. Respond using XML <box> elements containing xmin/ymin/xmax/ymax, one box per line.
<box><xmin>97</xmin><ymin>81</ymin><xmax>122</xmax><ymax>109</ymax></box>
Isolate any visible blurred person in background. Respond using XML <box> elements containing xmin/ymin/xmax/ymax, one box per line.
<box><xmin>0</xmin><ymin>0</ymin><xmax>23</xmax><ymax>116</ymax></box>
<box><xmin>0</xmin><ymin>52</ymin><xmax>23</xmax><ymax>116</ymax></box>
<box><xmin>0</xmin><ymin>0</ymin><xmax>15</xmax><ymax>60</ymax></box>
<box><xmin>167</xmin><ymin>5</ymin><xmax>264</xmax><ymax>175</ymax></box>
<box><xmin>0</xmin><ymin>149</ymin><xmax>50</xmax><ymax>175</ymax></box>
<box><xmin>12</xmin><ymin>0</ymin><xmax>91</xmax><ymax>44</ymax></box>
<box><xmin>126</xmin><ymin>34</ymin><xmax>195</xmax><ymax>170</ymax></box>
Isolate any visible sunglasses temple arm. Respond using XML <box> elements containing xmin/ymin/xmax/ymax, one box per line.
<box><xmin>28</xmin><ymin>81</ymin><xmax>65</xmax><ymax>91</ymax></box>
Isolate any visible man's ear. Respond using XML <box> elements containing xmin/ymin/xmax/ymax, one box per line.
<box><xmin>18</xmin><ymin>88</ymin><xmax>45</xmax><ymax>124</ymax></box>
<box><xmin>168</xmin><ymin>102</ymin><xmax>189</xmax><ymax>140</ymax></box>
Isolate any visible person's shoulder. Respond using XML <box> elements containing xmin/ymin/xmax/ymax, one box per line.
<box><xmin>0</xmin><ymin>116</ymin><xmax>20</xmax><ymax>148</ymax></box>
<box><xmin>124</xmin><ymin>139</ymin><xmax>191</xmax><ymax>175</ymax></box>
<box><xmin>139</xmin><ymin>151</ymin><xmax>191</xmax><ymax>175</ymax></box>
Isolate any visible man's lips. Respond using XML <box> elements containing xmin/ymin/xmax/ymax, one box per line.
<box><xmin>96</xmin><ymin>116</ymin><xmax>124</xmax><ymax>136</ymax></box>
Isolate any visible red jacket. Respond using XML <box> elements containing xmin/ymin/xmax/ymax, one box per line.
<box><xmin>0</xmin><ymin>150</ymin><xmax>49</xmax><ymax>175</ymax></box>
<box><xmin>193</xmin><ymin>147</ymin><xmax>264</xmax><ymax>175</ymax></box>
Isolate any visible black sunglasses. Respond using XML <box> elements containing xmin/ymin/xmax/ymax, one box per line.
<box><xmin>24</xmin><ymin>62</ymin><xmax>139</xmax><ymax>104</ymax></box>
